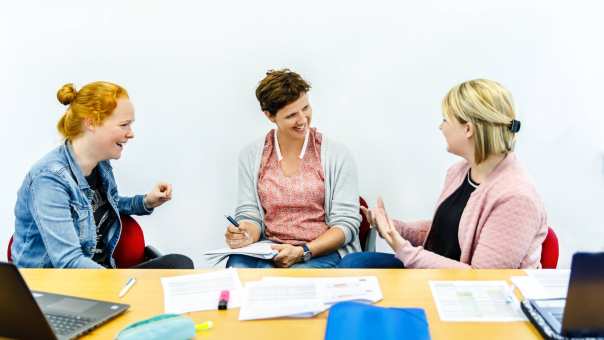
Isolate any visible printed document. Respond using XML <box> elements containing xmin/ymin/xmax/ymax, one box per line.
<box><xmin>510</xmin><ymin>269</ymin><xmax>570</xmax><ymax>299</ymax></box>
<box><xmin>261</xmin><ymin>276</ymin><xmax>383</xmax><ymax>304</ymax></box>
<box><xmin>239</xmin><ymin>280</ymin><xmax>327</xmax><ymax>320</ymax></box>
<box><xmin>239</xmin><ymin>276</ymin><xmax>383</xmax><ymax>320</ymax></box>
<box><xmin>429</xmin><ymin>281</ymin><xmax>525</xmax><ymax>322</ymax></box>
<box><xmin>161</xmin><ymin>269</ymin><xmax>242</xmax><ymax>313</ymax></box>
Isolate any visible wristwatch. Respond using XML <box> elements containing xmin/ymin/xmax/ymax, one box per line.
<box><xmin>301</xmin><ymin>244</ymin><xmax>312</xmax><ymax>262</ymax></box>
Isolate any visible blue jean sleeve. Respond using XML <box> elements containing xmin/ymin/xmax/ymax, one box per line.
<box><xmin>117</xmin><ymin>194</ymin><xmax>153</xmax><ymax>216</ymax></box>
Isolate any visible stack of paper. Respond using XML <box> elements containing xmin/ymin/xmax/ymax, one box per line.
<box><xmin>203</xmin><ymin>241</ymin><xmax>278</xmax><ymax>266</ymax></box>
<box><xmin>429</xmin><ymin>281</ymin><xmax>525</xmax><ymax>322</ymax></box>
<box><xmin>510</xmin><ymin>269</ymin><xmax>570</xmax><ymax>299</ymax></box>
<box><xmin>239</xmin><ymin>276</ymin><xmax>383</xmax><ymax>321</ymax></box>
<box><xmin>160</xmin><ymin>269</ymin><xmax>243</xmax><ymax>314</ymax></box>
<box><xmin>240</xmin><ymin>280</ymin><xmax>326</xmax><ymax>320</ymax></box>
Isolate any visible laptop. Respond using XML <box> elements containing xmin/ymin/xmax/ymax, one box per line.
<box><xmin>521</xmin><ymin>252</ymin><xmax>604</xmax><ymax>339</ymax></box>
<box><xmin>0</xmin><ymin>262</ymin><xmax>129</xmax><ymax>340</ymax></box>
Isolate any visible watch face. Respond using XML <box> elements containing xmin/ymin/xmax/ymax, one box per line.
<box><xmin>303</xmin><ymin>251</ymin><xmax>312</xmax><ymax>262</ymax></box>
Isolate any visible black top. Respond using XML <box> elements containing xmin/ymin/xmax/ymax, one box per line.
<box><xmin>85</xmin><ymin>167</ymin><xmax>117</xmax><ymax>267</ymax></box>
<box><xmin>424</xmin><ymin>171</ymin><xmax>479</xmax><ymax>261</ymax></box>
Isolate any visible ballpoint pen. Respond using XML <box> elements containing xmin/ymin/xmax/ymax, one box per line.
<box><xmin>225</xmin><ymin>215</ymin><xmax>249</xmax><ymax>241</ymax></box>
<box><xmin>119</xmin><ymin>277</ymin><xmax>136</xmax><ymax>298</ymax></box>
<box><xmin>505</xmin><ymin>284</ymin><xmax>516</xmax><ymax>304</ymax></box>
<box><xmin>225</xmin><ymin>215</ymin><xmax>240</xmax><ymax>228</ymax></box>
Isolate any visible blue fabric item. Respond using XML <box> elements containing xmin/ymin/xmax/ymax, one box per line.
<box><xmin>337</xmin><ymin>252</ymin><xmax>405</xmax><ymax>268</ymax></box>
<box><xmin>116</xmin><ymin>314</ymin><xmax>195</xmax><ymax>340</ymax></box>
<box><xmin>324</xmin><ymin>301</ymin><xmax>431</xmax><ymax>340</ymax></box>
<box><xmin>12</xmin><ymin>141</ymin><xmax>152</xmax><ymax>268</ymax></box>
<box><xmin>226</xmin><ymin>250</ymin><xmax>341</xmax><ymax>268</ymax></box>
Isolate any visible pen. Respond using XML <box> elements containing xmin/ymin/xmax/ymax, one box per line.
<box><xmin>226</xmin><ymin>215</ymin><xmax>249</xmax><ymax>243</ymax></box>
<box><xmin>118</xmin><ymin>277</ymin><xmax>136</xmax><ymax>298</ymax></box>
<box><xmin>225</xmin><ymin>215</ymin><xmax>240</xmax><ymax>228</ymax></box>
<box><xmin>505</xmin><ymin>284</ymin><xmax>515</xmax><ymax>304</ymax></box>
<box><xmin>218</xmin><ymin>290</ymin><xmax>230</xmax><ymax>310</ymax></box>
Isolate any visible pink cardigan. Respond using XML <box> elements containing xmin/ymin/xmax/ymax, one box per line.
<box><xmin>393</xmin><ymin>153</ymin><xmax>548</xmax><ymax>269</ymax></box>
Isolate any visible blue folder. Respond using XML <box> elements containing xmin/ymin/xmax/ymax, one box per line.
<box><xmin>324</xmin><ymin>301</ymin><xmax>431</xmax><ymax>340</ymax></box>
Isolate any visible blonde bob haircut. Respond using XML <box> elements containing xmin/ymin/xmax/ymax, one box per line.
<box><xmin>442</xmin><ymin>79</ymin><xmax>518</xmax><ymax>164</ymax></box>
<box><xmin>56</xmin><ymin>81</ymin><xmax>129</xmax><ymax>140</ymax></box>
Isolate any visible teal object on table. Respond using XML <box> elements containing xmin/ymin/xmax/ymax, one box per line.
<box><xmin>116</xmin><ymin>314</ymin><xmax>196</xmax><ymax>340</ymax></box>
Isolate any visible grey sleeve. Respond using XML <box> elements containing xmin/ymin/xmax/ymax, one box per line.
<box><xmin>234</xmin><ymin>143</ymin><xmax>263</xmax><ymax>236</ymax></box>
<box><xmin>327</xmin><ymin>145</ymin><xmax>361</xmax><ymax>245</ymax></box>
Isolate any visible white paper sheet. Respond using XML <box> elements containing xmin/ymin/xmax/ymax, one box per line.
<box><xmin>510</xmin><ymin>269</ymin><xmax>569</xmax><ymax>300</ymax></box>
<box><xmin>239</xmin><ymin>280</ymin><xmax>327</xmax><ymax>321</ymax></box>
<box><xmin>261</xmin><ymin>276</ymin><xmax>383</xmax><ymax>304</ymax></box>
<box><xmin>238</xmin><ymin>276</ymin><xmax>383</xmax><ymax>320</ymax></box>
<box><xmin>526</xmin><ymin>269</ymin><xmax>570</xmax><ymax>297</ymax></box>
<box><xmin>203</xmin><ymin>241</ymin><xmax>278</xmax><ymax>266</ymax></box>
<box><xmin>429</xmin><ymin>281</ymin><xmax>526</xmax><ymax>322</ymax></box>
<box><xmin>160</xmin><ymin>269</ymin><xmax>243</xmax><ymax>314</ymax></box>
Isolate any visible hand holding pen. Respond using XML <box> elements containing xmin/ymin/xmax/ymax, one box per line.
<box><xmin>224</xmin><ymin>215</ymin><xmax>259</xmax><ymax>248</ymax></box>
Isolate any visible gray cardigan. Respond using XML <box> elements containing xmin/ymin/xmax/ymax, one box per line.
<box><xmin>234</xmin><ymin>134</ymin><xmax>362</xmax><ymax>258</ymax></box>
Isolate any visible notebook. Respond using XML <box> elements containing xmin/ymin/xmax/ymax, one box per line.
<box><xmin>324</xmin><ymin>301</ymin><xmax>431</xmax><ymax>340</ymax></box>
<box><xmin>0</xmin><ymin>261</ymin><xmax>129</xmax><ymax>340</ymax></box>
<box><xmin>203</xmin><ymin>240</ymin><xmax>278</xmax><ymax>265</ymax></box>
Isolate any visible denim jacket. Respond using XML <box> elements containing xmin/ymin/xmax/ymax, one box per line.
<box><xmin>12</xmin><ymin>141</ymin><xmax>152</xmax><ymax>268</ymax></box>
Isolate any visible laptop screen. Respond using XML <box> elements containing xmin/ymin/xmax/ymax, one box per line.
<box><xmin>561</xmin><ymin>252</ymin><xmax>604</xmax><ymax>337</ymax></box>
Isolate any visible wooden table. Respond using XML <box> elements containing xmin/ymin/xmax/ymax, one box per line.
<box><xmin>20</xmin><ymin>269</ymin><xmax>542</xmax><ymax>339</ymax></box>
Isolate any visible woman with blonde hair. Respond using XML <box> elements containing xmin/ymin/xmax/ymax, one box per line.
<box><xmin>339</xmin><ymin>79</ymin><xmax>548</xmax><ymax>269</ymax></box>
<box><xmin>12</xmin><ymin>81</ymin><xmax>193</xmax><ymax>268</ymax></box>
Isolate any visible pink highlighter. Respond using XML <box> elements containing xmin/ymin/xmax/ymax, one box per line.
<box><xmin>218</xmin><ymin>290</ymin><xmax>230</xmax><ymax>310</ymax></box>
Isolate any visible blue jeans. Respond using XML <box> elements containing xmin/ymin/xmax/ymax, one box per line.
<box><xmin>226</xmin><ymin>251</ymin><xmax>341</xmax><ymax>269</ymax></box>
<box><xmin>337</xmin><ymin>252</ymin><xmax>405</xmax><ymax>268</ymax></box>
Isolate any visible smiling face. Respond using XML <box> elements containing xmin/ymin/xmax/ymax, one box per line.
<box><xmin>88</xmin><ymin>98</ymin><xmax>135</xmax><ymax>160</ymax></box>
<box><xmin>439</xmin><ymin>113</ymin><xmax>473</xmax><ymax>159</ymax></box>
<box><xmin>266</xmin><ymin>92</ymin><xmax>312</xmax><ymax>142</ymax></box>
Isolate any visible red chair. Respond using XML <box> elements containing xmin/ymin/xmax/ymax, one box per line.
<box><xmin>540</xmin><ymin>227</ymin><xmax>559</xmax><ymax>269</ymax></box>
<box><xmin>7</xmin><ymin>236</ymin><xmax>13</xmax><ymax>262</ymax></box>
<box><xmin>359</xmin><ymin>197</ymin><xmax>376</xmax><ymax>252</ymax></box>
<box><xmin>113</xmin><ymin>214</ymin><xmax>161</xmax><ymax>268</ymax></box>
<box><xmin>6</xmin><ymin>214</ymin><xmax>160</xmax><ymax>268</ymax></box>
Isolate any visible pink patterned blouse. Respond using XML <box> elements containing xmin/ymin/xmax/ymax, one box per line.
<box><xmin>257</xmin><ymin>128</ymin><xmax>328</xmax><ymax>245</ymax></box>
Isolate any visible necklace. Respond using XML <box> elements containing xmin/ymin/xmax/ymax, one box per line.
<box><xmin>467</xmin><ymin>171</ymin><xmax>479</xmax><ymax>189</ymax></box>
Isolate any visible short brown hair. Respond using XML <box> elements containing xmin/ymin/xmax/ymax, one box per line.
<box><xmin>255</xmin><ymin>69</ymin><xmax>311</xmax><ymax>116</ymax></box>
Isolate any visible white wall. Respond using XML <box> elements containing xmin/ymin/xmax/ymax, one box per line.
<box><xmin>1</xmin><ymin>0</ymin><xmax>603</xmax><ymax>268</ymax></box>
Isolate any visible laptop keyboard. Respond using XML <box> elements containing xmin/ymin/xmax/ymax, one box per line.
<box><xmin>551</xmin><ymin>311</ymin><xmax>563</xmax><ymax>323</ymax></box>
<box><xmin>45</xmin><ymin>313</ymin><xmax>95</xmax><ymax>336</ymax></box>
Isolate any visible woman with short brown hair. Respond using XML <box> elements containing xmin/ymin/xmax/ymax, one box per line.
<box><xmin>224</xmin><ymin>69</ymin><xmax>361</xmax><ymax>268</ymax></box>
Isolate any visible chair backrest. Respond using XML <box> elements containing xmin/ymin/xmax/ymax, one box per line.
<box><xmin>540</xmin><ymin>227</ymin><xmax>559</xmax><ymax>269</ymax></box>
<box><xmin>7</xmin><ymin>235</ymin><xmax>13</xmax><ymax>262</ymax></box>
<box><xmin>358</xmin><ymin>197</ymin><xmax>376</xmax><ymax>252</ymax></box>
<box><xmin>113</xmin><ymin>214</ymin><xmax>146</xmax><ymax>268</ymax></box>
<box><xmin>7</xmin><ymin>215</ymin><xmax>146</xmax><ymax>267</ymax></box>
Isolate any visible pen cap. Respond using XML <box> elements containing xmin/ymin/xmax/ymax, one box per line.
<box><xmin>116</xmin><ymin>314</ymin><xmax>195</xmax><ymax>340</ymax></box>
<box><xmin>219</xmin><ymin>290</ymin><xmax>230</xmax><ymax>301</ymax></box>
